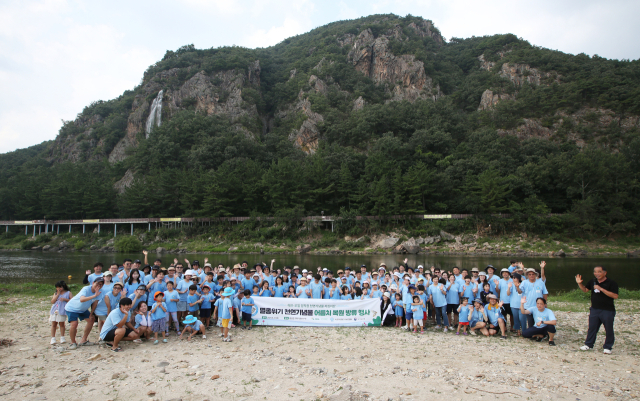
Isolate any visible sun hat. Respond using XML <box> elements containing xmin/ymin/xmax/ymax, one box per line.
<box><xmin>526</xmin><ymin>268</ymin><xmax>536</xmax><ymax>273</ymax></box>
<box><xmin>341</xmin><ymin>277</ymin><xmax>347</xmax><ymax>280</ymax></box>
<box><xmin>473</xmin><ymin>298</ymin><xmax>483</xmax><ymax>304</ymax></box>
<box><xmin>372</xmin><ymin>271</ymin><xmax>379</xmax><ymax>276</ymax></box>
<box><xmin>379</xmin><ymin>262</ymin><xmax>386</xmax><ymax>267</ymax></box>
<box><xmin>485</xmin><ymin>265</ymin><xmax>495</xmax><ymax>272</ymax></box>
<box><xmin>337</xmin><ymin>270</ymin><xmax>344</xmax><ymax>274</ymax></box>
<box><xmin>390</xmin><ymin>284</ymin><xmax>397</xmax><ymax>290</ymax></box>
<box><xmin>478</xmin><ymin>271</ymin><xmax>487</xmax><ymax>276</ymax></box>
<box><xmin>204</xmin><ymin>263</ymin><xmax>212</xmax><ymax>268</ymax></box>
<box><xmin>383</xmin><ymin>292</ymin><xmax>390</xmax><ymax>298</ymax></box>
<box><xmin>192</xmin><ymin>260</ymin><xmax>200</xmax><ymax>265</ymax></box>
<box><xmin>372</xmin><ymin>282</ymin><xmax>378</xmax><ymax>286</ymax></box>
<box><xmin>471</xmin><ymin>267</ymin><xmax>479</xmax><ymax>272</ymax></box>
<box><xmin>253</xmin><ymin>273</ymin><xmax>260</xmax><ymax>277</ymax></box>
<box><xmin>293</xmin><ymin>266</ymin><xmax>300</xmax><ymax>270</ymax></box>
<box><xmin>154</xmin><ymin>291</ymin><xmax>164</xmax><ymax>299</ymax></box>
<box><xmin>182</xmin><ymin>315</ymin><xmax>197</xmax><ymax>325</ymax></box>
<box><xmin>113</xmin><ymin>282</ymin><xmax>123</xmax><ymax>288</ymax></box>
<box><xmin>500</xmin><ymin>268</ymin><xmax>509</xmax><ymax>273</ymax></box>
<box><xmin>300</xmin><ymin>277</ymin><xmax>307</xmax><ymax>281</ymax></box>
<box><xmin>222</xmin><ymin>287</ymin><xmax>235</xmax><ymax>297</ymax></box>
<box><xmin>103</xmin><ymin>271</ymin><xmax>113</xmax><ymax>277</ymax></box>
<box><xmin>302</xmin><ymin>269</ymin><xmax>308</xmax><ymax>273</ymax></box>
<box><xmin>487</xmin><ymin>294</ymin><xmax>498</xmax><ymax>300</ymax></box>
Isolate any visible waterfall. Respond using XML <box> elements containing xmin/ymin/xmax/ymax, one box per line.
<box><xmin>145</xmin><ymin>90</ymin><xmax>163</xmax><ymax>138</ymax></box>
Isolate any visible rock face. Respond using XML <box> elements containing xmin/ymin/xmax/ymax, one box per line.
<box><xmin>348</xmin><ymin>29</ymin><xmax>440</xmax><ymax>102</ymax></box>
<box><xmin>113</xmin><ymin>169</ymin><xmax>135</xmax><ymax>194</ymax></box>
<box><xmin>478</xmin><ymin>89</ymin><xmax>515</xmax><ymax>111</ymax></box>
<box><xmin>371</xmin><ymin>235</ymin><xmax>399</xmax><ymax>249</ymax></box>
<box><xmin>478</xmin><ymin>55</ymin><xmax>559</xmax><ymax>86</ymax></box>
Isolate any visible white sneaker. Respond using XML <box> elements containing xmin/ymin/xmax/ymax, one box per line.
<box><xmin>580</xmin><ymin>345</ymin><xmax>593</xmax><ymax>351</ymax></box>
<box><xmin>50</xmin><ymin>338</ymin><xmax>56</xmax><ymax>345</ymax></box>
<box><xmin>603</xmin><ymin>349</ymin><xmax>612</xmax><ymax>354</ymax></box>
<box><xmin>469</xmin><ymin>330</ymin><xmax>476</xmax><ymax>335</ymax></box>
<box><xmin>218</xmin><ymin>333</ymin><xmax>224</xmax><ymax>337</ymax></box>
<box><xmin>202</xmin><ymin>335</ymin><xmax>207</xmax><ymax>339</ymax></box>
<box><xmin>443</xmin><ymin>328</ymin><xmax>448</xmax><ymax>333</ymax></box>
<box><xmin>402</xmin><ymin>325</ymin><xmax>408</xmax><ymax>330</ymax></box>
<box><xmin>60</xmin><ymin>337</ymin><xmax>66</xmax><ymax>343</ymax></box>
<box><xmin>435</xmin><ymin>325</ymin><xmax>441</xmax><ymax>329</ymax></box>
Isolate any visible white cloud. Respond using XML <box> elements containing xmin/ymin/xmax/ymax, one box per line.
<box><xmin>241</xmin><ymin>18</ymin><xmax>310</xmax><ymax>48</ymax></box>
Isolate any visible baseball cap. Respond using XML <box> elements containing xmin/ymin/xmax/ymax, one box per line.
<box><xmin>94</xmin><ymin>277</ymin><xmax>105</xmax><ymax>284</ymax></box>
<box><xmin>134</xmin><ymin>259</ymin><xmax>142</xmax><ymax>264</ymax></box>
<box><xmin>526</xmin><ymin>268</ymin><xmax>536</xmax><ymax>274</ymax></box>
<box><xmin>204</xmin><ymin>263</ymin><xmax>212</xmax><ymax>268</ymax></box>
<box><xmin>137</xmin><ymin>285</ymin><xmax>147</xmax><ymax>291</ymax></box>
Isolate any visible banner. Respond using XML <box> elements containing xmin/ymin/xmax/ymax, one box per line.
<box><xmin>251</xmin><ymin>297</ymin><xmax>381</xmax><ymax>327</ymax></box>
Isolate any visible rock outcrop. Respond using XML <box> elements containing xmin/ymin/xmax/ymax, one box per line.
<box><xmin>348</xmin><ymin>29</ymin><xmax>440</xmax><ymax>102</ymax></box>
<box><xmin>477</xmin><ymin>89</ymin><xmax>515</xmax><ymax>111</ymax></box>
<box><xmin>479</xmin><ymin>55</ymin><xmax>560</xmax><ymax>86</ymax></box>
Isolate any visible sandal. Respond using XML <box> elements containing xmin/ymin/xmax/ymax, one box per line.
<box><xmin>110</xmin><ymin>347</ymin><xmax>123</xmax><ymax>352</ymax></box>
<box><xmin>78</xmin><ymin>340</ymin><xmax>95</xmax><ymax>346</ymax></box>
<box><xmin>133</xmin><ymin>339</ymin><xmax>142</xmax><ymax>343</ymax></box>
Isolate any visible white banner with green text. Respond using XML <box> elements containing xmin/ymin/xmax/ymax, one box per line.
<box><xmin>250</xmin><ymin>297</ymin><xmax>381</xmax><ymax>326</ymax></box>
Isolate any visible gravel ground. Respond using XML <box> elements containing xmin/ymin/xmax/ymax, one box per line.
<box><xmin>0</xmin><ymin>299</ymin><xmax>638</xmax><ymax>401</ymax></box>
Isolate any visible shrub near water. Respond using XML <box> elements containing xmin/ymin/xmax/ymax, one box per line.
<box><xmin>114</xmin><ymin>236</ymin><xmax>142</xmax><ymax>253</ymax></box>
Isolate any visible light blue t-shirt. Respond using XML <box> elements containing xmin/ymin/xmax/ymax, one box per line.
<box><xmin>498</xmin><ymin>278</ymin><xmax>513</xmax><ymax>303</ymax></box>
<box><xmin>527</xmin><ymin>307</ymin><xmax>556</xmax><ymax>328</ymax></box>
<box><xmin>232</xmin><ymin>296</ymin><xmax>242</xmax><ymax>311</ymax></box>
<box><xmin>446</xmin><ymin>282</ymin><xmax>460</xmax><ymax>304</ymax></box>
<box><xmin>148</xmin><ymin>281</ymin><xmax>167</xmax><ymax>296</ymax></box>
<box><xmin>274</xmin><ymin>285</ymin><xmax>286</xmax><ymax>298</ymax></box>
<box><xmin>309</xmin><ymin>281</ymin><xmax>324</xmax><ymax>299</ymax></box>
<box><xmin>214</xmin><ymin>298</ymin><xmax>223</xmax><ymax>312</ymax></box>
<box><xmin>296</xmin><ymin>285</ymin><xmax>309</xmax><ymax>299</ymax></box>
<box><xmin>187</xmin><ymin>294</ymin><xmax>200</xmax><ymax>312</ymax></box>
<box><xmin>88</xmin><ymin>273</ymin><xmax>103</xmax><ymax>284</ymax></box>
<box><xmin>460</xmin><ymin>282</ymin><xmax>477</xmax><ymax>299</ymax></box>
<box><xmin>95</xmin><ymin>290</ymin><xmax>121</xmax><ymax>316</ymax></box>
<box><xmin>200</xmin><ymin>293</ymin><xmax>215</xmax><ymax>309</ymax></box>
<box><xmin>221</xmin><ymin>298</ymin><xmax>233</xmax><ymax>319</ymax></box>
<box><xmin>323</xmin><ymin>285</ymin><xmax>332</xmax><ymax>299</ymax></box>
<box><xmin>520</xmin><ymin>280</ymin><xmax>548</xmax><ymax>310</ymax></box>
<box><xmin>508</xmin><ymin>283</ymin><xmax>523</xmax><ymax>306</ymax></box>
<box><xmin>185</xmin><ymin>319</ymin><xmax>203</xmax><ymax>332</ymax></box>
<box><xmin>151</xmin><ymin>302</ymin><xmax>167</xmax><ymax>320</ymax></box>
<box><xmin>176</xmin><ymin>280</ymin><xmax>190</xmax><ymax>302</ymax></box>
<box><xmin>340</xmin><ymin>294</ymin><xmax>351</xmax><ymax>300</ymax></box>
<box><xmin>125</xmin><ymin>282</ymin><xmax>142</xmax><ymax>296</ymax></box>
<box><xmin>259</xmin><ymin>289</ymin><xmax>272</xmax><ymax>297</ymax></box>
<box><xmin>484</xmin><ymin>304</ymin><xmax>503</xmax><ymax>326</ymax></box>
<box><xmin>411</xmin><ymin>303</ymin><xmax>424</xmax><ymax>317</ymax></box>
<box><xmin>241</xmin><ymin>277</ymin><xmax>256</xmax><ymax>292</ymax></box>
<box><xmin>65</xmin><ymin>285</ymin><xmax>104</xmax><ymax>313</ymax></box>
<box><xmin>129</xmin><ymin>292</ymin><xmax>147</xmax><ymax>310</ymax></box>
<box><xmin>164</xmin><ymin>290</ymin><xmax>180</xmax><ymax>312</ymax></box>
<box><xmin>99</xmin><ymin>308</ymin><xmax>131</xmax><ymax>339</ymax></box>
<box><xmin>370</xmin><ymin>289</ymin><xmax>383</xmax><ymax>299</ymax></box>
<box><xmin>458</xmin><ymin>304</ymin><xmax>472</xmax><ymax>323</ymax></box>
<box><xmin>241</xmin><ymin>297</ymin><xmax>254</xmax><ymax>314</ymax></box>
<box><xmin>486</xmin><ymin>275</ymin><xmax>500</xmax><ymax>295</ymax></box>
<box><xmin>429</xmin><ymin>284</ymin><xmax>447</xmax><ymax>308</ymax></box>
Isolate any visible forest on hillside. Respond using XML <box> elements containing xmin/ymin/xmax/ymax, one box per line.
<box><xmin>1</xmin><ymin>14</ymin><xmax>639</xmax><ymax>239</ymax></box>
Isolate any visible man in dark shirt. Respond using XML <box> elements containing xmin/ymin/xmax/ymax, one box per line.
<box><xmin>575</xmin><ymin>266</ymin><xmax>618</xmax><ymax>354</ymax></box>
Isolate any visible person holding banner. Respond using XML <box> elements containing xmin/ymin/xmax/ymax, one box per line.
<box><xmin>381</xmin><ymin>292</ymin><xmax>395</xmax><ymax>326</ymax></box>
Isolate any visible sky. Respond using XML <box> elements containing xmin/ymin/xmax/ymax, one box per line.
<box><xmin>1</xmin><ymin>0</ymin><xmax>639</xmax><ymax>154</ymax></box>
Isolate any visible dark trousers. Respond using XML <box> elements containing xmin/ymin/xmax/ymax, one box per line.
<box><xmin>527</xmin><ymin>314</ymin><xmax>534</xmax><ymax>330</ymax></box>
<box><xmin>522</xmin><ymin>325</ymin><xmax>556</xmax><ymax>338</ymax></box>
<box><xmin>585</xmin><ymin>307</ymin><xmax>616</xmax><ymax>350</ymax></box>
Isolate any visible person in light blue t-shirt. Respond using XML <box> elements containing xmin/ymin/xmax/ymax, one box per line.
<box><xmin>508</xmin><ymin>273</ymin><xmax>527</xmax><ymax>335</ymax></box>
<box><xmin>241</xmin><ymin>290</ymin><xmax>255</xmax><ymax>330</ymax></box>
<box><xmin>309</xmin><ymin>275</ymin><xmax>324</xmax><ymax>299</ymax></box>
<box><xmin>180</xmin><ymin>315</ymin><xmax>206</xmax><ymax>341</ymax></box>
<box><xmin>497</xmin><ymin>268</ymin><xmax>514</xmax><ymax>332</ymax></box>
<box><xmin>520</xmin><ymin>297</ymin><xmax>557</xmax><ymax>346</ymax></box>
<box><xmin>457</xmin><ymin>297</ymin><xmax>472</xmax><ymax>335</ymax></box>
<box><xmin>65</xmin><ymin>278</ymin><xmax>105</xmax><ymax>349</ymax></box>
<box><xmin>163</xmin><ymin>281</ymin><xmax>180</xmax><ymax>335</ymax></box>
<box><xmin>429</xmin><ymin>277</ymin><xmax>449</xmax><ymax>331</ymax></box>
<box><xmin>99</xmin><ymin>297</ymin><xmax>138</xmax><ymax>352</ymax></box>
<box><xmin>410</xmin><ymin>295</ymin><xmax>424</xmax><ymax>334</ymax></box>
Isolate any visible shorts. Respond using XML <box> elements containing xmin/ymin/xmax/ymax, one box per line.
<box><xmin>216</xmin><ymin>317</ymin><xmax>223</xmax><ymax>327</ymax></box>
<box><xmin>423</xmin><ymin>311</ymin><xmax>427</xmax><ymax>320</ymax></box>
<box><xmin>447</xmin><ymin>304</ymin><xmax>459</xmax><ymax>314</ymax></box>
<box><xmin>242</xmin><ymin>312</ymin><xmax>252</xmax><ymax>322</ymax></box>
<box><xmin>176</xmin><ymin>301</ymin><xmax>187</xmax><ymax>312</ymax></box>
<box><xmin>470</xmin><ymin>320</ymin><xmax>479</xmax><ymax>329</ymax></box>
<box><xmin>96</xmin><ymin>315</ymin><xmax>107</xmax><ymax>322</ymax></box>
<box><xmin>222</xmin><ymin>319</ymin><xmax>230</xmax><ymax>328</ymax></box>
<box><xmin>67</xmin><ymin>310</ymin><xmax>91</xmax><ymax>323</ymax></box>
<box><xmin>200</xmin><ymin>308</ymin><xmax>212</xmax><ymax>319</ymax></box>
<box><xmin>151</xmin><ymin>319</ymin><xmax>167</xmax><ymax>333</ymax></box>
<box><xmin>49</xmin><ymin>313</ymin><xmax>66</xmax><ymax>323</ymax></box>
<box><xmin>458</xmin><ymin>322</ymin><xmax>469</xmax><ymax>326</ymax></box>
<box><xmin>502</xmin><ymin>304</ymin><xmax>512</xmax><ymax>316</ymax></box>
<box><xmin>102</xmin><ymin>327</ymin><xmax>134</xmax><ymax>342</ymax></box>
<box><xmin>405</xmin><ymin>312</ymin><xmax>413</xmax><ymax>321</ymax></box>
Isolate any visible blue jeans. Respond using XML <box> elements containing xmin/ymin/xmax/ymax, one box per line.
<box><xmin>512</xmin><ymin>307</ymin><xmax>528</xmax><ymax>331</ymax></box>
<box><xmin>435</xmin><ymin>305</ymin><xmax>449</xmax><ymax>326</ymax></box>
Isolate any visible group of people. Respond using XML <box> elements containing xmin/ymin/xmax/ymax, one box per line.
<box><xmin>48</xmin><ymin>253</ymin><xmax>618</xmax><ymax>354</ymax></box>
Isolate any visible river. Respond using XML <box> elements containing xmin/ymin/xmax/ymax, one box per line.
<box><xmin>0</xmin><ymin>251</ymin><xmax>637</xmax><ymax>293</ymax></box>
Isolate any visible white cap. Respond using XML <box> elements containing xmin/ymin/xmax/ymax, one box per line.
<box><xmin>390</xmin><ymin>284</ymin><xmax>397</xmax><ymax>290</ymax></box>
<box><xmin>383</xmin><ymin>292</ymin><xmax>390</xmax><ymax>298</ymax></box>
<box><xmin>417</xmin><ymin>265</ymin><xmax>424</xmax><ymax>269</ymax></box>
<box><xmin>302</xmin><ymin>269</ymin><xmax>308</xmax><ymax>273</ymax></box>
<box><xmin>307</xmin><ymin>275</ymin><xmax>313</xmax><ymax>280</ymax></box>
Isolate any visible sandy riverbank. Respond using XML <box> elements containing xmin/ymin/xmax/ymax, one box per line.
<box><xmin>0</xmin><ymin>298</ymin><xmax>638</xmax><ymax>401</ymax></box>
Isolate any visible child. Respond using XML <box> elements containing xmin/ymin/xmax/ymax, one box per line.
<box><xmin>480</xmin><ymin>282</ymin><xmax>492</xmax><ymax>306</ymax></box>
<box><xmin>258</xmin><ymin>281</ymin><xmax>272</xmax><ymax>297</ymax></box>
<box><xmin>213</xmin><ymin>295</ymin><xmax>224</xmax><ymax>332</ymax></box>
<box><xmin>220</xmin><ymin>287</ymin><xmax>235</xmax><ymax>342</ymax></box>
<box><xmin>393</xmin><ymin>293</ymin><xmax>404</xmax><ymax>327</ymax></box>
<box><xmin>187</xmin><ymin>284</ymin><xmax>202</xmax><ymax>317</ymax></box>
<box><xmin>180</xmin><ymin>315</ymin><xmax>206</xmax><ymax>340</ymax></box>
<box><xmin>457</xmin><ymin>297</ymin><xmax>471</xmax><ymax>335</ymax></box>
<box><xmin>340</xmin><ymin>286</ymin><xmax>351</xmax><ymax>300</ymax></box>
<box><xmin>134</xmin><ymin>302</ymin><xmax>152</xmax><ymax>341</ymax></box>
<box><xmin>411</xmin><ymin>295</ymin><xmax>424</xmax><ymax>334</ymax></box>
<box><xmin>403</xmin><ymin>285</ymin><xmax>417</xmax><ymax>331</ymax></box>
<box><xmin>96</xmin><ymin>282</ymin><xmax>123</xmax><ymax>333</ymax></box>
<box><xmin>50</xmin><ymin>281</ymin><xmax>72</xmax><ymax>344</ymax></box>
<box><xmin>252</xmin><ymin>285</ymin><xmax>260</xmax><ymax>297</ymax></box>
<box><xmin>150</xmin><ymin>291</ymin><xmax>168</xmax><ymax>344</ymax></box>
<box><xmin>286</xmin><ymin>286</ymin><xmax>297</xmax><ymax>298</ymax></box>
<box><xmin>199</xmin><ymin>285</ymin><xmax>215</xmax><ymax>328</ymax></box>
<box><xmin>164</xmin><ymin>281</ymin><xmax>180</xmax><ymax>335</ymax></box>
<box><xmin>241</xmin><ymin>289</ymin><xmax>254</xmax><ymax>330</ymax></box>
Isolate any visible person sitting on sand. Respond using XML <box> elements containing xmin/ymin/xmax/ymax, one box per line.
<box><xmin>469</xmin><ymin>298</ymin><xmax>489</xmax><ymax>336</ymax></box>
<box><xmin>520</xmin><ymin>296</ymin><xmax>557</xmax><ymax>346</ymax></box>
<box><xmin>484</xmin><ymin>294</ymin><xmax>507</xmax><ymax>339</ymax></box>
<box><xmin>180</xmin><ymin>315</ymin><xmax>206</xmax><ymax>340</ymax></box>
<box><xmin>99</xmin><ymin>298</ymin><xmax>139</xmax><ymax>352</ymax></box>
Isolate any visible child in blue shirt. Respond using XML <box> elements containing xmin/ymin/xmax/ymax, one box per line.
<box><xmin>411</xmin><ymin>295</ymin><xmax>424</xmax><ymax>334</ymax></box>
<box><xmin>150</xmin><ymin>292</ymin><xmax>168</xmax><ymax>344</ymax></box>
<box><xmin>393</xmin><ymin>293</ymin><xmax>404</xmax><ymax>327</ymax></box>
<box><xmin>180</xmin><ymin>315</ymin><xmax>206</xmax><ymax>341</ymax></box>
<box><xmin>340</xmin><ymin>286</ymin><xmax>351</xmax><ymax>300</ymax></box>
<box><xmin>258</xmin><ymin>281</ymin><xmax>272</xmax><ymax>297</ymax></box>
<box><xmin>187</xmin><ymin>285</ymin><xmax>202</xmax><ymax>315</ymax></box>
<box><xmin>241</xmin><ymin>290</ymin><xmax>255</xmax><ymax>330</ymax></box>
<box><xmin>199</xmin><ymin>285</ymin><xmax>215</xmax><ymax>328</ymax></box>
<box><xmin>163</xmin><ymin>281</ymin><xmax>180</xmax><ymax>336</ymax></box>
<box><xmin>457</xmin><ymin>297</ymin><xmax>472</xmax><ymax>335</ymax></box>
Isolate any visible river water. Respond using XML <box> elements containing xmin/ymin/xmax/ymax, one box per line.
<box><xmin>0</xmin><ymin>251</ymin><xmax>637</xmax><ymax>293</ymax></box>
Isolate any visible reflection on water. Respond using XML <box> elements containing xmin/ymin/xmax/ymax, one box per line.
<box><xmin>0</xmin><ymin>251</ymin><xmax>637</xmax><ymax>293</ymax></box>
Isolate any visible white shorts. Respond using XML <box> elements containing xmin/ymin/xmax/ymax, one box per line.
<box><xmin>49</xmin><ymin>313</ymin><xmax>66</xmax><ymax>323</ymax></box>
